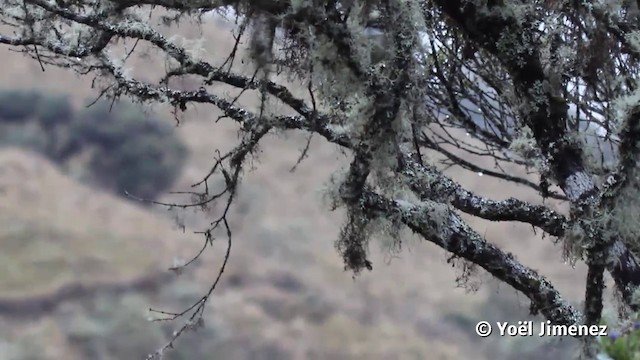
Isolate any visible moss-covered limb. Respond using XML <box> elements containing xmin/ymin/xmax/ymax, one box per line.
<box><xmin>578</xmin><ymin>105</ymin><xmax>640</xmax><ymax>317</ymax></box>
<box><xmin>609</xmin><ymin>242</ymin><xmax>640</xmax><ymax>305</ymax></box>
<box><xmin>359</xmin><ymin>189</ymin><xmax>583</xmax><ymax>328</ymax></box>
<box><xmin>429</xmin><ymin>0</ymin><xmax>640</xmax><ymax>319</ymax></box>
<box><xmin>587</xmin><ymin>3</ymin><xmax>640</xmax><ymax>62</ymax></box>
<box><xmin>571</xmin><ymin>178</ymin><xmax>640</xmax><ymax>317</ymax></box>
<box><xmin>107</xmin><ymin>69</ymin><xmax>573</xmax><ymax>256</ymax></box>
<box><xmin>435</xmin><ymin>0</ymin><xmax>640</xmax><ymax>323</ymax></box>
<box><xmin>427</xmin><ymin>0</ymin><xmax>602</xmax><ymax>216</ymax></box>
<box><xmin>5</xmin><ymin>0</ymin><xmax>317</xmax><ymax>122</ymax></box>
<box><xmin>338</xmin><ymin>5</ymin><xmax>415</xmax><ymax>269</ymax></box>
<box><xmin>297</xmin><ymin>6</ymin><xmax>369</xmax><ymax>80</ymax></box>
<box><xmin>400</xmin><ymin>157</ymin><xmax>568</xmax><ymax>237</ymax></box>
<box><xmin>36</xmin><ymin>32</ymin><xmax>583</xmax><ymax>330</ymax></box>
<box><xmin>284</xmin><ymin>113</ymin><xmax>571</xmax><ymax>239</ymax></box>
<box><xmin>24</xmin><ymin>0</ymin><xmax>211</xmax><ymax>67</ymax></box>
<box><xmin>82</xmin><ymin>16</ymin><xmax>630</xmax><ymax>320</ymax></box>
<box><xmin>584</xmin><ymin>260</ymin><xmax>605</xmax><ymax>327</ymax></box>
<box><xmin>339</xmin><ymin>0</ymin><xmax>417</xmax><ymax>205</ymax></box>
<box><xmin>566</xmin><ymin>184</ymin><xmax>609</xmax><ymax>328</ymax></box>
<box><xmin>582</xmin><ymin>264</ymin><xmax>605</xmax><ymax>356</ymax></box>
<box><xmin>596</xmin><ymin>105</ymin><xmax>640</xmax><ymax>307</ymax></box>
<box><xmin>0</xmin><ymin>28</ymin><xmax>114</xmax><ymax>58</ymax></box>
<box><xmin>22</xmin><ymin>0</ymin><xmax>352</xmax><ymax>76</ymax></box>
<box><xmin>430</xmin><ymin>0</ymin><xmax>582</xmax><ymax>190</ymax></box>
<box><xmin>600</xmin><ymin>105</ymin><xmax>640</xmax><ymax>206</ymax></box>
<box><xmin>283</xmin><ymin>110</ymin><xmax>572</xmax><ymax>244</ymax></box>
<box><xmin>104</xmin><ymin>63</ymin><xmax>572</xmax><ymax>245</ymax></box>
<box><xmin>111</xmin><ymin>0</ymin><xmax>242</xmax><ymax>12</ymax></box>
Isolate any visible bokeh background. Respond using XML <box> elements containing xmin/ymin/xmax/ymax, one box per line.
<box><xmin>0</xmin><ymin>13</ymin><xmax>595</xmax><ymax>360</ymax></box>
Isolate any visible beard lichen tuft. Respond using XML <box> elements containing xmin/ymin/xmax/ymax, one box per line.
<box><xmin>369</xmin><ymin>209</ymin><xmax>408</xmax><ymax>258</ymax></box>
<box><xmin>561</xmin><ymin>221</ymin><xmax>587</xmax><ymax>266</ymax></box>
<box><xmin>336</xmin><ymin>209</ymin><xmax>374</xmax><ymax>275</ymax></box>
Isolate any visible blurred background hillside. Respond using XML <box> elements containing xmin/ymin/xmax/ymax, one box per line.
<box><xmin>0</xmin><ymin>14</ymin><xmax>596</xmax><ymax>360</ymax></box>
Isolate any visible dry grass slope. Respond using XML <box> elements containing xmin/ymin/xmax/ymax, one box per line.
<box><xmin>0</xmin><ymin>148</ymin><xmax>197</xmax><ymax>299</ymax></box>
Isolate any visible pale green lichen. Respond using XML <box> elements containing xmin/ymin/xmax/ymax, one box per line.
<box><xmin>485</xmin><ymin>2</ymin><xmax>536</xmax><ymax>27</ymax></box>
<box><xmin>508</xmin><ymin>125</ymin><xmax>553</xmax><ymax>175</ymax></box>
<box><xmin>608</xmin><ymin>170</ymin><xmax>640</xmax><ymax>258</ymax></box>
<box><xmin>397</xmin><ymin>199</ymin><xmax>451</xmax><ymax>240</ymax></box>
<box><xmin>319</xmin><ymin>167</ymin><xmax>349</xmax><ymax>212</ymax></box>
<box><xmin>567</xmin><ymin>127</ymin><xmax>617</xmax><ymax>178</ymax></box>
<box><xmin>614</xmin><ymin>88</ymin><xmax>640</xmax><ymax>130</ymax></box>
<box><xmin>496</xmin><ymin>29</ymin><xmax>534</xmax><ymax>69</ymax></box>
<box><xmin>561</xmin><ymin>221</ymin><xmax>588</xmax><ymax>266</ymax></box>
<box><xmin>625</xmin><ymin>30</ymin><xmax>640</xmax><ymax>55</ymax></box>
<box><xmin>166</xmin><ymin>34</ymin><xmax>208</xmax><ymax>60</ymax></box>
<box><xmin>508</xmin><ymin>125</ymin><xmax>538</xmax><ymax>158</ymax></box>
<box><xmin>367</xmin><ymin>214</ymin><xmax>407</xmax><ymax>261</ymax></box>
<box><xmin>527</xmin><ymin>80</ymin><xmax>551</xmax><ymax>115</ymax></box>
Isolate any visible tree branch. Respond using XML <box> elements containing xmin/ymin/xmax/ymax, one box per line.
<box><xmin>432</xmin><ymin>0</ymin><xmax>640</xmax><ymax>320</ymax></box>
<box><xmin>359</xmin><ymin>188</ymin><xmax>582</xmax><ymax>327</ymax></box>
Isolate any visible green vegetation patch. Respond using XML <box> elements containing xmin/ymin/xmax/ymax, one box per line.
<box><xmin>0</xmin><ymin>88</ymin><xmax>188</xmax><ymax>201</ymax></box>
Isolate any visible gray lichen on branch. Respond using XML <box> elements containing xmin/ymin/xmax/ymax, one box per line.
<box><xmin>8</xmin><ymin>0</ymin><xmax>640</xmax><ymax>357</ymax></box>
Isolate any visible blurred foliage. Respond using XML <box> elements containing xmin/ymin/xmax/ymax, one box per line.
<box><xmin>0</xmin><ymin>88</ymin><xmax>188</xmax><ymax>200</ymax></box>
<box><xmin>0</xmin><ymin>318</ymin><xmax>66</xmax><ymax>360</ymax></box>
<box><xmin>36</xmin><ymin>94</ymin><xmax>74</xmax><ymax>128</ymax></box>
<box><xmin>72</xmin><ymin>101</ymin><xmax>188</xmax><ymax>199</ymax></box>
<box><xmin>0</xmin><ymin>121</ymin><xmax>50</xmax><ymax>153</ymax></box>
<box><xmin>0</xmin><ymin>90</ymin><xmax>42</xmax><ymax>121</ymax></box>
<box><xmin>60</xmin><ymin>294</ymin><xmax>167</xmax><ymax>360</ymax></box>
<box><xmin>598</xmin><ymin>315</ymin><xmax>640</xmax><ymax>360</ymax></box>
<box><xmin>53</xmin><ymin>285</ymin><xmax>228</xmax><ymax>360</ymax></box>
